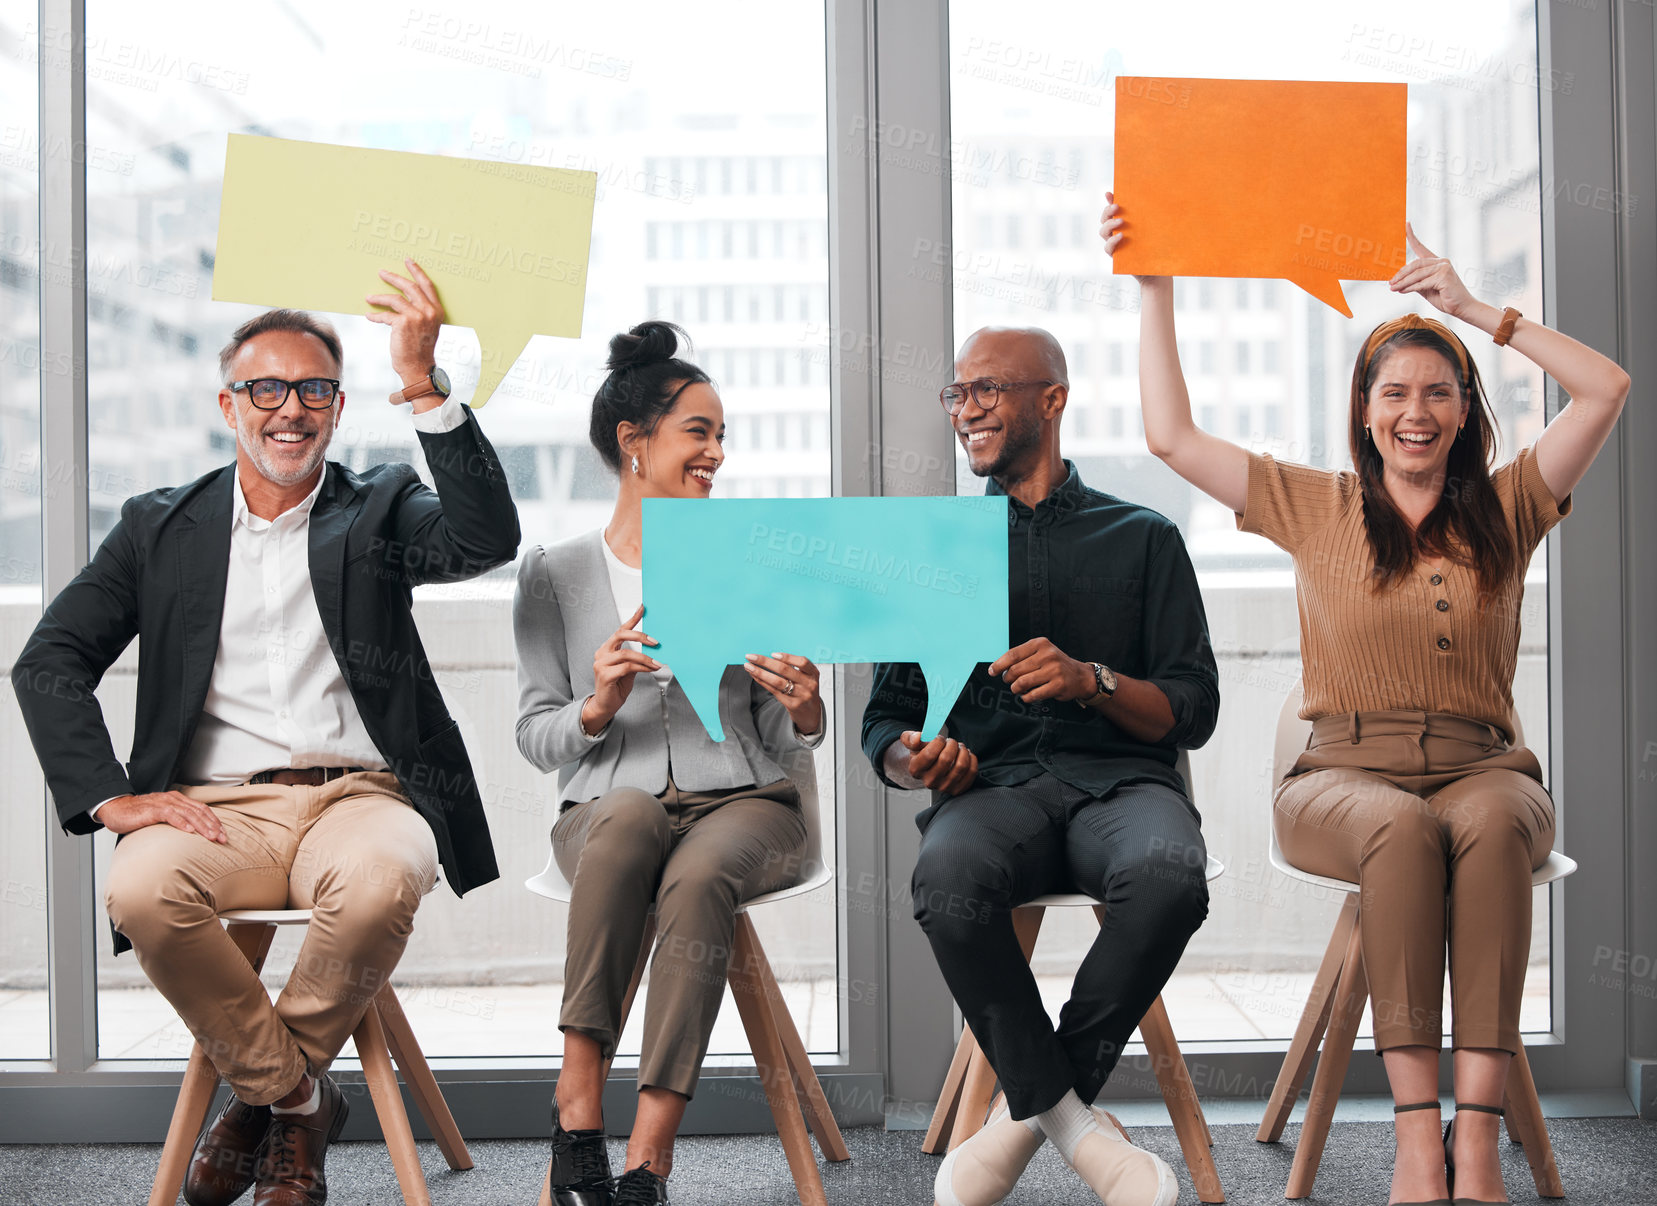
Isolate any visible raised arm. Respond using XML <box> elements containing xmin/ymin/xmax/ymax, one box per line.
<box><xmin>1390</xmin><ymin>223</ymin><xmax>1630</xmax><ymax>503</ymax></box>
<box><xmin>1100</xmin><ymin>195</ymin><xmax>1250</xmax><ymax>514</ymax></box>
<box><xmin>369</xmin><ymin>259</ymin><xmax>521</xmax><ymax>583</ymax></box>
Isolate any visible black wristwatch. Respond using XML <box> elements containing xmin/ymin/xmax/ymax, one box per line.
<box><xmin>1077</xmin><ymin>661</ymin><xmax>1118</xmax><ymax>708</ymax></box>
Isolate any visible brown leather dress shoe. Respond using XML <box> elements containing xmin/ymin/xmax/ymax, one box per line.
<box><xmin>253</xmin><ymin>1075</ymin><xmax>348</xmax><ymax>1205</ymax></box>
<box><xmin>185</xmin><ymin>1095</ymin><xmax>271</xmax><ymax>1206</ymax></box>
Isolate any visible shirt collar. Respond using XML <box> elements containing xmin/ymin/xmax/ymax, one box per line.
<box><xmin>985</xmin><ymin>459</ymin><xmax>1085</xmax><ymax>519</ymax></box>
<box><xmin>232</xmin><ymin>463</ymin><xmax>327</xmax><ymax>530</ymax></box>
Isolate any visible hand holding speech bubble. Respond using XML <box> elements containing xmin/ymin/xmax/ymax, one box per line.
<box><xmin>213</xmin><ymin>134</ymin><xmax>596</xmax><ymax>406</ymax></box>
<box><xmin>1111</xmin><ymin>78</ymin><xmax>1406</xmax><ymax>317</ymax></box>
<box><xmin>642</xmin><ymin>497</ymin><xmax>1010</xmax><ymax>743</ymax></box>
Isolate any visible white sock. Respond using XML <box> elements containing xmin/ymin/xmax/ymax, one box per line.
<box><xmin>1033</xmin><ymin>1090</ymin><xmax>1098</xmax><ymax>1163</ymax></box>
<box><xmin>270</xmin><ymin>1078</ymin><xmax>321</xmax><ymax>1116</ymax></box>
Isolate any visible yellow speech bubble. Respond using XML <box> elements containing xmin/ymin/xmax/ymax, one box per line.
<box><xmin>212</xmin><ymin>134</ymin><xmax>596</xmax><ymax>406</ymax></box>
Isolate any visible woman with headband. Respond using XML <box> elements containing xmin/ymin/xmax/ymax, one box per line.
<box><xmin>1100</xmin><ymin>197</ymin><xmax>1628</xmax><ymax>1206</ymax></box>
<box><xmin>514</xmin><ymin>320</ymin><xmax>821</xmax><ymax>1206</ymax></box>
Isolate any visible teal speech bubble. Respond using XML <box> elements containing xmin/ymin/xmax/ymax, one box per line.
<box><xmin>642</xmin><ymin>497</ymin><xmax>1010</xmax><ymax>742</ymax></box>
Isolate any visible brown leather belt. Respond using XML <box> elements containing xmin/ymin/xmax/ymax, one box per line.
<box><xmin>248</xmin><ymin>766</ymin><xmax>366</xmax><ymax>787</ymax></box>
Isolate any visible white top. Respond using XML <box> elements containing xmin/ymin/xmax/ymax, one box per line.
<box><xmin>601</xmin><ymin>533</ymin><xmax>674</xmax><ymax>687</ymax></box>
<box><xmin>90</xmin><ymin>396</ymin><xmax>466</xmax><ymax>816</ymax></box>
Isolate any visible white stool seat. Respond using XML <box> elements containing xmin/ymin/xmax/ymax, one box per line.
<box><xmin>1022</xmin><ymin>856</ymin><xmax>1225</xmax><ymax>910</ymax></box>
<box><xmin>218</xmin><ymin>908</ymin><xmax>315</xmax><ymax>925</ymax></box>
<box><xmin>526</xmin><ymin>849</ymin><xmax>835</xmax><ymax>911</ymax></box>
<box><xmin>1268</xmin><ymin>834</ymin><xmax>1576</xmax><ymax>894</ymax></box>
<box><xmin>527</xmin><ymin>748</ymin><xmax>833</xmax><ymax>912</ymax></box>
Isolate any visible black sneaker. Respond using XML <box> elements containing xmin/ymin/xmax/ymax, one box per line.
<box><xmin>548</xmin><ymin>1097</ymin><xmax>613</xmax><ymax>1206</ymax></box>
<box><xmin>612</xmin><ymin>1163</ymin><xmax>670</xmax><ymax>1206</ymax></box>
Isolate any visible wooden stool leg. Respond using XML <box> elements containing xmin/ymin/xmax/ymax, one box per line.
<box><xmin>1258</xmin><ymin>894</ymin><xmax>1358</xmax><ymax>1144</ymax></box>
<box><xmin>375</xmin><ymin>988</ymin><xmax>472</xmax><ymax>1172</ymax></box>
<box><xmin>729</xmin><ymin>916</ymin><xmax>828</xmax><ymax>1206</ymax></box>
<box><xmin>1502</xmin><ymin>1043</ymin><xmax>1565</xmax><ymax>1197</ymax></box>
<box><xmin>1285</xmin><ymin>916</ymin><xmax>1368</xmax><ymax>1199</ymax></box>
<box><xmin>922</xmin><ymin>1028</ymin><xmax>977</xmax><ymax>1154</ymax></box>
<box><xmin>747</xmin><ymin>917</ymin><xmax>851</xmax><ymax>1162</ymax></box>
<box><xmin>948</xmin><ymin>1033</ymin><xmax>1001</xmax><ymax>1151</ymax></box>
<box><xmin>150</xmin><ymin>1043</ymin><xmax>223</xmax><ymax>1206</ymax></box>
<box><xmin>356</xmin><ymin>1003</ymin><xmax>432</xmax><ymax>1206</ymax></box>
<box><xmin>150</xmin><ymin>923</ymin><xmax>278</xmax><ymax>1206</ymax></box>
<box><xmin>1139</xmin><ymin>995</ymin><xmax>1225</xmax><ymax>1203</ymax></box>
<box><xmin>945</xmin><ymin>907</ymin><xmax>1048</xmax><ymax>1152</ymax></box>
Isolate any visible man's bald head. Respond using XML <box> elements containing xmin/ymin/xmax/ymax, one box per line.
<box><xmin>954</xmin><ymin>326</ymin><xmax>1069</xmax><ymax>386</ymax></box>
<box><xmin>948</xmin><ymin>326</ymin><xmax>1071</xmax><ymax>485</ymax></box>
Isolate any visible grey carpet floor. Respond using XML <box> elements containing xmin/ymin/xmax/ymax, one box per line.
<box><xmin>4</xmin><ymin>1118</ymin><xmax>1655</xmax><ymax>1205</ymax></box>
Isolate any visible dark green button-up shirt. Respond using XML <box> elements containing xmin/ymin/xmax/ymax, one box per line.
<box><xmin>861</xmin><ymin>461</ymin><xmax>1219</xmax><ymax>803</ymax></box>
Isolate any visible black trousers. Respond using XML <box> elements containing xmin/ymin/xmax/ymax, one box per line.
<box><xmin>912</xmin><ymin>772</ymin><xmax>1209</xmax><ymax>1119</ymax></box>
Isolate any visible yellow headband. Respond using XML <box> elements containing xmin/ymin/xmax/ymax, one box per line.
<box><xmin>1360</xmin><ymin>313</ymin><xmax>1472</xmax><ymax>386</ymax></box>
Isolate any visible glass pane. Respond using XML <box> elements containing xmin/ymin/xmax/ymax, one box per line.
<box><xmin>949</xmin><ymin>0</ymin><xmax>1549</xmax><ymax>1042</ymax></box>
<box><xmin>87</xmin><ymin>0</ymin><xmax>835</xmax><ymax>1061</ymax></box>
<box><xmin>0</xmin><ymin>3</ymin><xmax>49</xmax><ymax>1060</ymax></box>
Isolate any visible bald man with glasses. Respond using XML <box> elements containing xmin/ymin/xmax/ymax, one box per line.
<box><xmin>862</xmin><ymin>327</ymin><xmax>1218</xmax><ymax>1206</ymax></box>
<box><xmin>12</xmin><ymin>263</ymin><xmax>519</xmax><ymax>1206</ymax></box>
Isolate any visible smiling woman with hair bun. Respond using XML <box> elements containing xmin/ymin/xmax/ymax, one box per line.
<box><xmin>1103</xmin><ymin>194</ymin><xmax>1629</xmax><ymax>1206</ymax></box>
<box><xmin>511</xmin><ymin>319</ymin><xmax>826</xmax><ymax>1206</ymax></box>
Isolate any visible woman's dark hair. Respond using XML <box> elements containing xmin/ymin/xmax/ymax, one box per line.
<box><xmin>1348</xmin><ymin>314</ymin><xmax>1518</xmax><ymax>597</ymax></box>
<box><xmin>588</xmin><ymin>320</ymin><xmax>711</xmax><ymax>472</ymax></box>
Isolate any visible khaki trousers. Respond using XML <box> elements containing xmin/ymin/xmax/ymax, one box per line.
<box><xmin>1274</xmin><ymin>710</ymin><xmax>1554</xmax><ymax>1054</ymax></box>
<box><xmin>553</xmin><ymin>776</ymin><xmax>807</xmax><ymax>1099</ymax></box>
<box><xmin>103</xmin><ymin>772</ymin><xmax>438</xmax><ymax>1105</ymax></box>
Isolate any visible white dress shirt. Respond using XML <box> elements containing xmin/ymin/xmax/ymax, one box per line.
<box><xmin>90</xmin><ymin>397</ymin><xmax>466</xmax><ymax>817</ymax></box>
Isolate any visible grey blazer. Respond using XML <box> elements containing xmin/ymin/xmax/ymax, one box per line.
<box><xmin>514</xmin><ymin>529</ymin><xmax>811</xmax><ymax>805</ymax></box>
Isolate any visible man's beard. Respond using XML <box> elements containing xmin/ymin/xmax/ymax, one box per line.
<box><xmin>236</xmin><ymin>409</ymin><xmax>332</xmax><ymax>487</ymax></box>
<box><xmin>970</xmin><ymin>406</ymin><xmax>1043</xmax><ymax>479</ymax></box>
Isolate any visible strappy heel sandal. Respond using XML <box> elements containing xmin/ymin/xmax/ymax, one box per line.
<box><xmin>1444</xmin><ymin>1101</ymin><xmax>1509</xmax><ymax>1205</ymax></box>
<box><xmin>1391</xmin><ymin>1101</ymin><xmax>1452</xmax><ymax>1206</ymax></box>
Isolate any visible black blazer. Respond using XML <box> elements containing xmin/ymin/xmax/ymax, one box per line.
<box><xmin>13</xmin><ymin>410</ymin><xmax>521</xmax><ymax>939</ymax></box>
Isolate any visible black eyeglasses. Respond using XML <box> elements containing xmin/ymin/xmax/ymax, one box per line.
<box><xmin>938</xmin><ymin>379</ymin><xmax>1057</xmax><ymax>416</ymax></box>
<box><xmin>229</xmin><ymin>377</ymin><xmax>342</xmax><ymax>410</ymax></box>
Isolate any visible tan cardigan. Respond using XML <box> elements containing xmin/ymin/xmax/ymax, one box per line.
<box><xmin>1238</xmin><ymin>446</ymin><xmax>1569</xmax><ymax>741</ymax></box>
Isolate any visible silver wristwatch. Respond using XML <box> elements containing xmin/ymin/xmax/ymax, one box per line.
<box><xmin>1078</xmin><ymin>661</ymin><xmax>1118</xmax><ymax>708</ymax></box>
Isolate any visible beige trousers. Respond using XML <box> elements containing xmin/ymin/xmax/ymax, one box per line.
<box><xmin>103</xmin><ymin>771</ymin><xmax>438</xmax><ymax>1105</ymax></box>
<box><xmin>1274</xmin><ymin>710</ymin><xmax>1554</xmax><ymax>1054</ymax></box>
<box><xmin>552</xmin><ymin>776</ymin><xmax>807</xmax><ymax>1099</ymax></box>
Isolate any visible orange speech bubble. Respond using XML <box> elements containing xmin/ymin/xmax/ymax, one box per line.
<box><xmin>1112</xmin><ymin>78</ymin><xmax>1407</xmax><ymax>317</ymax></box>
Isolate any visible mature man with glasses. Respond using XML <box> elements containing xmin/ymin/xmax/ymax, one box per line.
<box><xmin>861</xmin><ymin>327</ymin><xmax>1218</xmax><ymax>1206</ymax></box>
<box><xmin>12</xmin><ymin>262</ymin><xmax>519</xmax><ymax>1206</ymax></box>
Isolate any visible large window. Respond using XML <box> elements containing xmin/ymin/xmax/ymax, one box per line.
<box><xmin>81</xmin><ymin>0</ymin><xmax>836</xmax><ymax>1063</ymax></box>
<box><xmin>949</xmin><ymin>0</ymin><xmax>1551</xmax><ymax>1043</ymax></box>
<box><xmin>3</xmin><ymin>0</ymin><xmax>1642</xmax><ymax>1138</ymax></box>
<box><xmin>0</xmin><ymin>0</ymin><xmax>48</xmax><ymax>1059</ymax></box>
